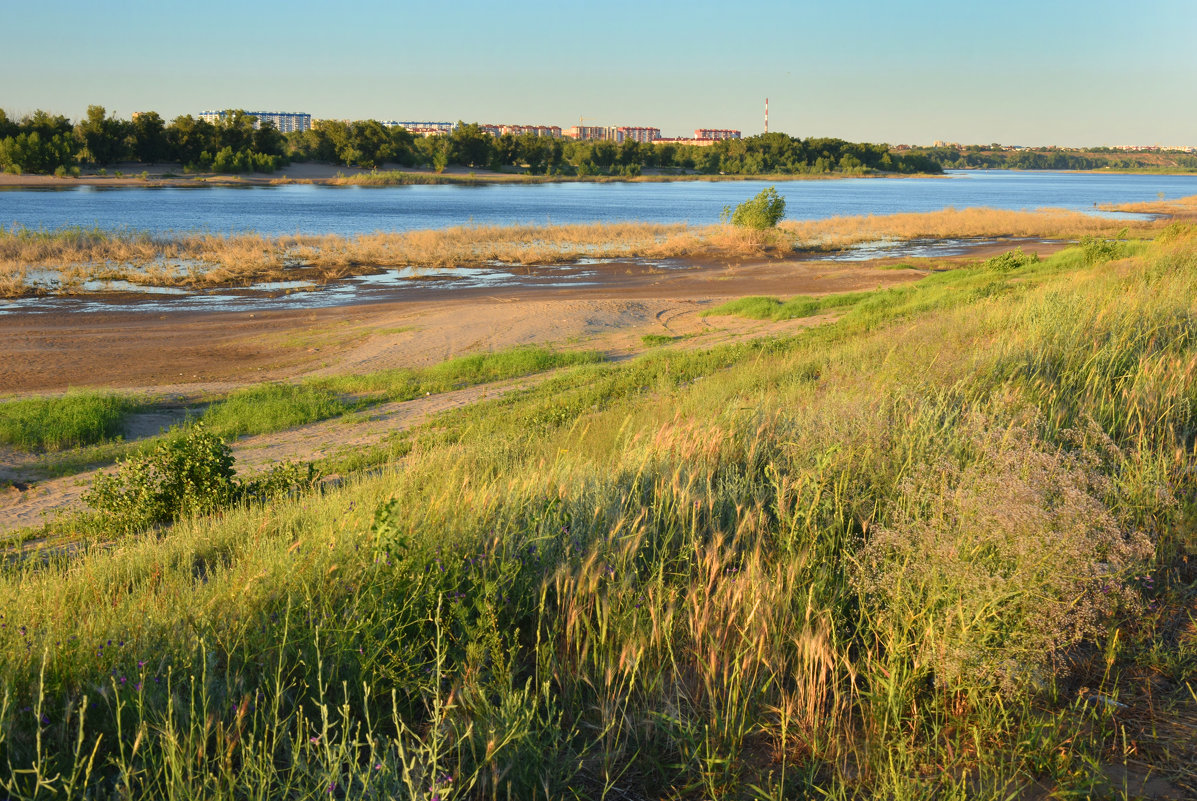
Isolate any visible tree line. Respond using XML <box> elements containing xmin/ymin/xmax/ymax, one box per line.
<box><xmin>1</xmin><ymin>106</ymin><xmax>943</xmax><ymax>177</ymax></box>
<box><xmin>289</xmin><ymin>123</ymin><xmax>943</xmax><ymax>176</ymax></box>
<box><xmin>0</xmin><ymin>106</ymin><xmax>288</xmax><ymax>175</ymax></box>
<box><xmin>903</xmin><ymin>145</ymin><xmax>1197</xmax><ymax>172</ymax></box>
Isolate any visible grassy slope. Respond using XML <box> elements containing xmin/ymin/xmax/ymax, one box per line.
<box><xmin>1</xmin><ymin>233</ymin><xmax>1196</xmax><ymax>798</ymax></box>
<box><xmin>1</xmin><ymin>347</ymin><xmax>603</xmax><ymax>460</ymax></box>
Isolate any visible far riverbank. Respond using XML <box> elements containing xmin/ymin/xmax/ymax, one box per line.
<box><xmin>0</xmin><ymin>161</ymin><xmax>933</xmax><ymax>189</ymax></box>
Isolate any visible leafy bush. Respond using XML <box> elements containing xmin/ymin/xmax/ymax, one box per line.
<box><xmin>1080</xmin><ymin>235</ymin><xmax>1122</xmax><ymax>265</ymax></box>
<box><xmin>983</xmin><ymin>247</ymin><xmax>1040</xmax><ymax>272</ymax></box>
<box><xmin>85</xmin><ymin>425</ymin><xmax>240</xmax><ymax>531</ymax></box>
<box><xmin>85</xmin><ymin>425</ymin><xmax>320</xmax><ymax>532</ymax></box>
<box><xmin>721</xmin><ymin>186</ymin><xmax>786</xmax><ymax>229</ymax></box>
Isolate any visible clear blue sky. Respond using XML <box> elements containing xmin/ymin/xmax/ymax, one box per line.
<box><xmin>4</xmin><ymin>0</ymin><xmax>1194</xmax><ymax>146</ymax></box>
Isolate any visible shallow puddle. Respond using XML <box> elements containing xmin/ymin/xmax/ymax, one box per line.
<box><xmin>1</xmin><ymin>258</ymin><xmax>638</xmax><ymax>315</ymax></box>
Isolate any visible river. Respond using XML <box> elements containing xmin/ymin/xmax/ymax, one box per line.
<box><xmin>2</xmin><ymin>170</ymin><xmax>1195</xmax><ymax>237</ymax></box>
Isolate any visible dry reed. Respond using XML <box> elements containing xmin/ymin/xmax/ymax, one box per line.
<box><xmin>779</xmin><ymin>206</ymin><xmax>1149</xmax><ymax>250</ymax></box>
<box><xmin>3</xmin><ymin>197</ymin><xmax>1191</xmax><ymax>297</ymax></box>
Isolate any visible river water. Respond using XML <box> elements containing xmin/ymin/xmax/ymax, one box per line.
<box><xmin>2</xmin><ymin>170</ymin><xmax>1196</xmax><ymax>237</ymax></box>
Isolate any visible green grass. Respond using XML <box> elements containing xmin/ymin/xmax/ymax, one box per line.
<box><xmin>197</xmin><ymin>346</ymin><xmax>605</xmax><ymax>442</ymax></box>
<box><xmin>201</xmin><ymin>383</ymin><xmax>350</xmax><ymax>439</ymax></box>
<box><xmin>312</xmin><ymin>345</ymin><xmax>604</xmax><ymax>401</ymax></box>
<box><xmin>640</xmin><ymin>333</ymin><xmax>675</xmax><ymax>346</ymax></box>
<box><xmin>1</xmin><ymin>237</ymin><xmax>1195</xmax><ymax>798</ymax></box>
<box><xmin>0</xmin><ymin>391</ymin><xmax>135</xmax><ymax>451</ymax></box>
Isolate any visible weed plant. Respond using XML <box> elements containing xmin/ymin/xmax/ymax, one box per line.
<box><xmin>84</xmin><ymin>425</ymin><xmax>317</xmax><ymax>533</ymax></box>
<box><xmin>0</xmin><ymin>233</ymin><xmax>1195</xmax><ymax>798</ymax></box>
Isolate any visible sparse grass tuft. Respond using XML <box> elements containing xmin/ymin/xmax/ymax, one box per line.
<box><xmin>0</xmin><ymin>391</ymin><xmax>134</xmax><ymax>451</ymax></box>
<box><xmin>201</xmin><ymin>383</ymin><xmax>350</xmax><ymax>439</ymax></box>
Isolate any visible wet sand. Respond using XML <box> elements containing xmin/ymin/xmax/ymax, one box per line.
<box><xmin>0</xmin><ymin>238</ymin><xmax>1067</xmax><ymax>395</ymax></box>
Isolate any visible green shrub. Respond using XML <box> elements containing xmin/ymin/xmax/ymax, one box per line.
<box><xmin>983</xmin><ymin>247</ymin><xmax>1040</xmax><ymax>272</ymax></box>
<box><xmin>721</xmin><ymin>186</ymin><xmax>786</xmax><ymax>229</ymax></box>
<box><xmin>85</xmin><ymin>425</ymin><xmax>240</xmax><ymax>531</ymax></box>
<box><xmin>84</xmin><ymin>424</ymin><xmax>318</xmax><ymax>532</ymax></box>
<box><xmin>1080</xmin><ymin>235</ymin><xmax>1122</xmax><ymax>265</ymax></box>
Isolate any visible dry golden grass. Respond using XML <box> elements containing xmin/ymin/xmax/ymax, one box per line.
<box><xmin>4</xmin><ymin>197</ymin><xmax>1192</xmax><ymax>297</ymax></box>
<box><xmin>779</xmin><ymin>205</ymin><xmax>1150</xmax><ymax>249</ymax></box>
<box><xmin>1104</xmin><ymin>193</ymin><xmax>1197</xmax><ymax>217</ymax></box>
<box><xmin>0</xmin><ymin>222</ymin><xmax>731</xmax><ymax>296</ymax></box>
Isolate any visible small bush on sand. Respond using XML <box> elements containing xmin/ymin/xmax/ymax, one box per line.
<box><xmin>983</xmin><ymin>247</ymin><xmax>1040</xmax><ymax>272</ymax></box>
<box><xmin>85</xmin><ymin>424</ymin><xmax>316</xmax><ymax>532</ymax></box>
<box><xmin>722</xmin><ymin>186</ymin><xmax>786</xmax><ymax>229</ymax></box>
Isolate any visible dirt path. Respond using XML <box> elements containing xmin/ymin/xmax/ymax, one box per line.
<box><xmin>0</xmin><ymin>373</ymin><xmax>550</xmax><ymax>536</ymax></box>
<box><xmin>0</xmin><ymin>300</ymin><xmax>840</xmax><ymax>538</ymax></box>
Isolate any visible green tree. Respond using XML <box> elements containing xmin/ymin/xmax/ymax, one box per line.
<box><xmin>345</xmin><ymin>120</ymin><xmax>393</xmax><ymax>168</ymax></box>
<box><xmin>75</xmin><ymin>105</ymin><xmax>128</xmax><ymax>165</ymax></box>
<box><xmin>721</xmin><ymin>186</ymin><xmax>787</xmax><ymax>229</ymax></box>
<box><xmin>167</xmin><ymin>115</ymin><xmax>219</xmax><ymax>166</ymax></box>
<box><xmin>130</xmin><ymin>111</ymin><xmax>169</xmax><ymax>162</ymax></box>
<box><xmin>216</xmin><ymin>110</ymin><xmax>257</xmax><ymax>152</ymax></box>
<box><xmin>0</xmin><ymin>109</ymin><xmax>17</xmax><ymax>140</ymax></box>
<box><xmin>449</xmin><ymin>122</ymin><xmax>495</xmax><ymax>168</ymax></box>
<box><xmin>252</xmin><ymin>121</ymin><xmax>287</xmax><ymax>158</ymax></box>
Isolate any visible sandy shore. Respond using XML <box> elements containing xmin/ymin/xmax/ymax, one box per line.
<box><xmin>0</xmin><ymin>238</ymin><xmax>1069</xmax><ymax>534</ymax></box>
<box><xmin>0</xmin><ymin>239</ymin><xmax>1065</xmax><ymax>395</ymax></box>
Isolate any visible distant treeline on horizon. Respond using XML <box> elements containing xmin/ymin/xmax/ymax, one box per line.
<box><xmin>0</xmin><ymin>106</ymin><xmax>942</xmax><ymax>178</ymax></box>
<box><xmin>904</xmin><ymin>144</ymin><xmax>1197</xmax><ymax>173</ymax></box>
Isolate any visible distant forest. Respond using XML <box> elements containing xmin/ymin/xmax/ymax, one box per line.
<box><xmin>0</xmin><ymin>106</ymin><xmax>941</xmax><ymax>178</ymax></box>
<box><xmin>905</xmin><ymin>144</ymin><xmax>1197</xmax><ymax>172</ymax></box>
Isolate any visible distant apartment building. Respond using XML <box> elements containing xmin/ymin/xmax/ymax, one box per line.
<box><xmin>654</xmin><ymin>137</ymin><xmax>718</xmax><ymax>147</ymax></box>
<box><xmin>497</xmin><ymin>124</ymin><xmax>562</xmax><ymax>138</ymax></box>
<box><xmin>382</xmin><ymin>121</ymin><xmax>455</xmax><ymax>136</ymax></box>
<box><xmin>695</xmin><ymin>129</ymin><xmax>740</xmax><ymax>141</ymax></box>
<box><xmin>566</xmin><ymin>125</ymin><xmax>615</xmax><ymax>141</ymax></box>
<box><xmin>565</xmin><ymin>125</ymin><xmax>661</xmax><ymax>143</ymax></box>
<box><xmin>473</xmin><ymin>124</ymin><xmax>563</xmax><ymax>138</ymax></box>
<box><xmin>615</xmin><ymin>127</ymin><xmax>660</xmax><ymax>144</ymax></box>
<box><xmin>198</xmin><ymin>110</ymin><xmax>312</xmax><ymax>133</ymax></box>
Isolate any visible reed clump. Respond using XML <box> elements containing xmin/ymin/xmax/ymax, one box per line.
<box><xmin>0</xmin><ymin>222</ymin><xmax>724</xmax><ymax>296</ymax></box>
<box><xmin>780</xmin><ymin>205</ymin><xmax>1146</xmax><ymax>250</ymax></box>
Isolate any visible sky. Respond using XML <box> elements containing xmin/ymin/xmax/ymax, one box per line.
<box><xmin>3</xmin><ymin>0</ymin><xmax>1195</xmax><ymax>146</ymax></box>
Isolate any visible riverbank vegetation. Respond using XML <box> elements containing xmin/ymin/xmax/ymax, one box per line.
<box><xmin>1</xmin><ymin>199</ymin><xmax>1165</xmax><ymax>298</ymax></box>
<box><xmin>2</xmin><ymin>226</ymin><xmax>1196</xmax><ymax>798</ymax></box>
